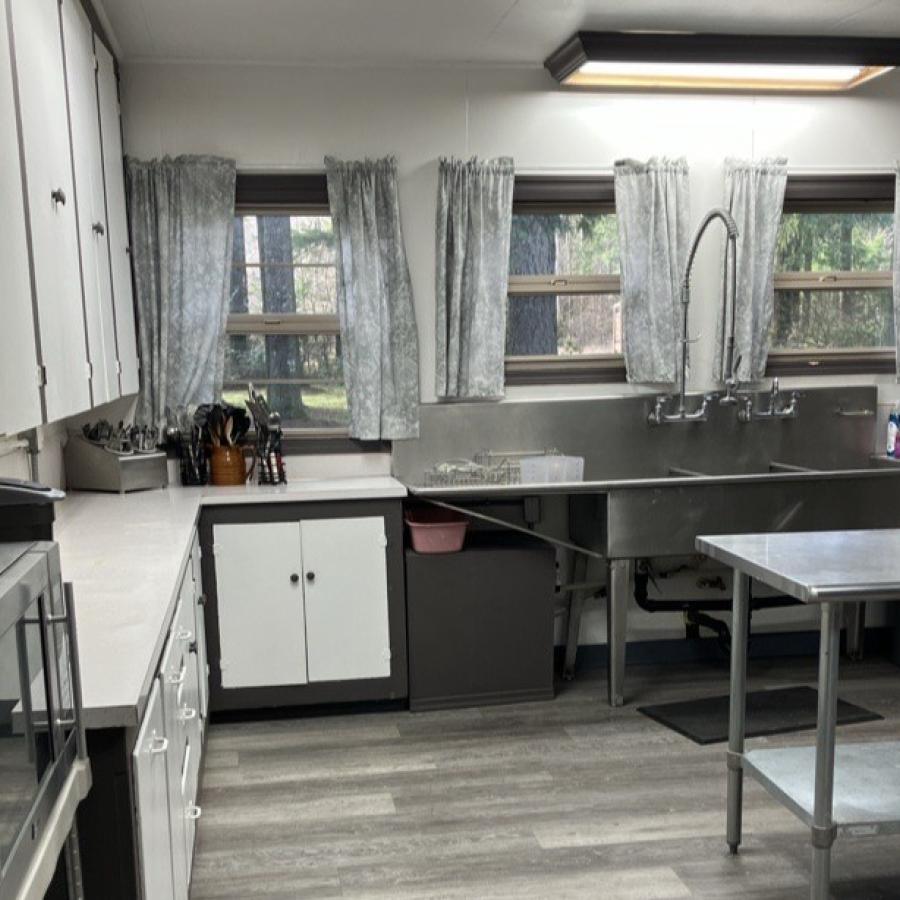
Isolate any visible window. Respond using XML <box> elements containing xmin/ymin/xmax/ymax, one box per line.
<box><xmin>505</xmin><ymin>176</ymin><xmax>625</xmax><ymax>384</ymax></box>
<box><xmin>769</xmin><ymin>175</ymin><xmax>896</xmax><ymax>375</ymax></box>
<box><xmin>225</xmin><ymin>174</ymin><xmax>352</xmax><ymax>435</ymax></box>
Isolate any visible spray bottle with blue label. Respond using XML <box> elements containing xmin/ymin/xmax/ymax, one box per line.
<box><xmin>888</xmin><ymin>403</ymin><xmax>899</xmax><ymax>457</ymax></box>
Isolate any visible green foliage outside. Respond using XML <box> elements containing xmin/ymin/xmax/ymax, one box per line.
<box><xmin>507</xmin><ymin>209</ymin><xmax>896</xmax><ymax>356</ymax></box>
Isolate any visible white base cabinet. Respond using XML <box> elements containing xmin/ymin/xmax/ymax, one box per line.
<box><xmin>302</xmin><ymin>517</ymin><xmax>391</xmax><ymax>683</ymax></box>
<box><xmin>132</xmin><ymin>680</ymin><xmax>176</xmax><ymax>900</ymax></box>
<box><xmin>132</xmin><ymin>546</ymin><xmax>207</xmax><ymax>900</ymax></box>
<box><xmin>212</xmin><ymin>515</ymin><xmax>392</xmax><ymax>691</ymax></box>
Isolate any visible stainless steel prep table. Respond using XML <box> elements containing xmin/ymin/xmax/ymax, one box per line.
<box><xmin>696</xmin><ymin>529</ymin><xmax>900</xmax><ymax>900</ymax></box>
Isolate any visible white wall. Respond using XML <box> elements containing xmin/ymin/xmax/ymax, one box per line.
<box><xmin>121</xmin><ymin>61</ymin><xmax>900</xmax><ymax>644</ymax></box>
<box><xmin>121</xmin><ymin>61</ymin><xmax>900</xmax><ymax>413</ymax></box>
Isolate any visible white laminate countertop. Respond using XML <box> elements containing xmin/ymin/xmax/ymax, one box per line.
<box><xmin>54</xmin><ymin>477</ymin><xmax>406</xmax><ymax>729</ymax></box>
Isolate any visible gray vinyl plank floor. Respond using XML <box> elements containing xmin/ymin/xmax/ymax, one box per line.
<box><xmin>190</xmin><ymin>657</ymin><xmax>900</xmax><ymax>899</ymax></box>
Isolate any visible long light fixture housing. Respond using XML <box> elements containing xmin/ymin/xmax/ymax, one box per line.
<box><xmin>545</xmin><ymin>32</ymin><xmax>900</xmax><ymax>92</ymax></box>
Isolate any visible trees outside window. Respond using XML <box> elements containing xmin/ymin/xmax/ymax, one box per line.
<box><xmin>225</xmin><ymin>213</ymin><xmax>349</xmax><ymax>430</ymax></box>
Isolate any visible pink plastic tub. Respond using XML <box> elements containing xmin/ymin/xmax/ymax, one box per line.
<box><xmin>405</xmin><ymin>507</ymin><xmax>468</xmax><ymax>554</ymax></box>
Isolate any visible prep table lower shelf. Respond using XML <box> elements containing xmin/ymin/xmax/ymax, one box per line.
<box><xmin>744</xmin><ymin>741</ymin><xmax>900</xmax><ymax>838</ymax></box>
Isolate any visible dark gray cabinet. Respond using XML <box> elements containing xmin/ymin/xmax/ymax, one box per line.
<box><xmin>405</xmin><ymin>535</ymin><xmax>556</xmax><ymax>711</ymax></box>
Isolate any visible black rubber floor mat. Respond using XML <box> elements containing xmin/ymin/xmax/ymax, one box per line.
<box><xmin>638</xmin><ymin>685</ymin><xmax>882</xmax><ymax>745</ymax></box>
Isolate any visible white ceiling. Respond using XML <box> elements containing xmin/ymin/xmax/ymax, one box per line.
<box><xmin>97</xmin><ymin>0</ymin><xmax>900</xmax><ymax>65</ymax></box>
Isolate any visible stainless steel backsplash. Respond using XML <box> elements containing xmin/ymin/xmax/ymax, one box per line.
<box><xmin>392</xmin><ymin>386</ymin><xmax>878</xmax><ymax>485</ymax></box>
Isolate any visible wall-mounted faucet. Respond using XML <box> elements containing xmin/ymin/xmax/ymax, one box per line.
<box><xmin>737</xmin><ymin>377</ymin><xmax>801</xmax><ymax>422</ymax></box>
<box><xmin>648</xmin><ymin>208</ymin><xmax>738</xmax><ymax>425</ymax></box>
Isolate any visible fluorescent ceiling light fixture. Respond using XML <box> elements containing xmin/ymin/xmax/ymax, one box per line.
<box><xmin>545</xmin><ymin>32</ymin><xmax>899</xmax><ymax>92</ymax></box>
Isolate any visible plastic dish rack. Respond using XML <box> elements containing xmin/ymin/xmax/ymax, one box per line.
<box><xmin>422</xmin><ymin>450</ymin><xmax>584</xmax><ymax>487</ymax></box>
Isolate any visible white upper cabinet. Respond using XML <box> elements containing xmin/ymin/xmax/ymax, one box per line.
<box><xmin>0</xmin><ymin>2</ymin><xmax>42</xmax><ymax>436</ymax></box>
<box><xmin>62</xmin><ymin>0</ymin><xmax>119</xmax><ymax>406</ymax></box>
<box><xmin>8</xmin><ymin>0</ymin><xmax>91</xmax><ymax>422</ymax></box>
<box><xmin>95</xmin><ymin>38</ymin><xmax>140</xmax><ymax>397</ymax></box>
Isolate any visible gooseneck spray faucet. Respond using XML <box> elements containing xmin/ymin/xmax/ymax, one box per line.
<box><xmin>648</xmin><ymin>208</ymin><xmax>738</xmax><ymax>425</ymax></box>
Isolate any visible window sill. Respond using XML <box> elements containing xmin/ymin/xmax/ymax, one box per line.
<box><xmin>276</xmin><ymin>430</ymin><xmax>390</xmax><ymax>455</ymax></box>
<box><xmin>765</xmin><ymin>349</ymin><xmax>896</xmax><ymax>377</ymax></box>
<box><xmin>505</xmin><ymin>354</ymin><xmax>627</xmax><ymax>386</ymax></box>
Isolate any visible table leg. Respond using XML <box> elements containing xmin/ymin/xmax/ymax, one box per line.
<box><xmin>562</xmin><ymin>553</ymin><xmax>588</xmax><ymax>681</ymax></box>
<box><xmin>607</xmin><ymin>559</ymin><xmax>631</xmax><ymax>708</ymax></box>
<box><xmin>811</xmin><ymin>602</ymin><xmax>841</xmax><ymax>900</ymax></box>
<box><xmin>727</xmin><ymin>570</ymin><xmax>750</xmax><ymax>854</ymax></box>
<box><xmin>844</xmin><ymin>601</ymin><xmax>865</xmax><ymax>661</ymax></box>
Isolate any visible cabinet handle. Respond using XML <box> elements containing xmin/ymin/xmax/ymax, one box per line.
<box><xmin>51</xmin><ymin>188</ymin><xmax>67</xmax><ymax>206</ymax></box>
<box><xmin>149</xmin><ymin>735</ymin><xmax>168</xmax><ymax>755</ymax></box>
<box><xmin>92</xmin><ymin>221</ymin><xmax>105</xmax><ymax>236</ymax></box>
<box><xmin>290</xmin><ymin>573</ymin><xmax>300</xmax><ymax>584</ymax></box>
<box><xmin>306</xmin><ymin>571</ymin><xmax>315</xmax><ymax>583</ymax></box>
<box><xmin>179</xmin><ymin>706</ymin><xmax>197</xmax><ymax>721</ymax></box>
<box><xmin>186</xmin><ymin>805</ymin><xmax>202</xmax><ymax>821</ymax></box>
<box><xmin>177</xmin><ymin>628</ymin><xmax>194</xmax><ymax>642</ymax></box>
<box><xmin>198</xmin><ymin>593</ymin><xmax>207</xmax><ymax>607</ymax></box>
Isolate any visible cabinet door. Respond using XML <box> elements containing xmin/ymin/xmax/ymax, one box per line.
<box><xmin>0</xmin><ymin>2</ymin><xmax>41</xmax><ymax>435</ymax></box>
<box><xmin>95</xmin><ymin>38</ymin><xmax>139</xmax><ymax>396</ymax></box>
<box><xmin>160</xmin><ymin>619</ymin><xmax>189</xmax><ymax>900</ymax></box>
<box><xmin>213</xmin><ymin>522</ymin><xmax>308</xmax><ymax>689</ymax></box>
<box><xmin>8</xmin><ymin>0</ymin><xmax>91</xmax><ymax>422</ymax></box>
<box><xmin>301</xmin><ymin>517</ymin><xmax>391</xmax><ymax>682</ymax></box>
<box><xmin>132</xmin><ymin>678</ymin><xmax>176</xmax><ymax>900</ymax></box>
<box><xmin>61</xmin><ymin>0</ymin><xmax>118</xmax><ymax>406</ymax></box>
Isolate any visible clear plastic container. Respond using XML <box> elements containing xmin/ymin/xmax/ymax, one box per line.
<box><xmin>520</xmin><ymin>455</ymin><xmax>585</xmax><ymax>484</ymax></box>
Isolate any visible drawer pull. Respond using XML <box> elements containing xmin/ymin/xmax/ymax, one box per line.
<box><xmin>51</xmin><ymin>188</ymin><xmax>67</xmax><ymax>206</ymax></box>
<box><xmin>149</xmin><ymin>736</ymin><xmax>168</xmax><ymax>755</ymax></box>
<box><xmin>179</xmin><ymin>706</ymin><xmax>197</xmax><ymax>721</ymax></box>
<box><xmin>177</xmin><ymin>628</ymin><xmax>194</xmax><ymax>642</ymax></box>
<box><xmin>166</xmin><ymin>670</ymin><xmax>185</xmax><ymax>686</ymax></box>
<box><xmin>186</xmin><ymin>805</ymin><xmax>202</xmax><ymax>821</ymax></box>
<box><xmin>92</xmin><ymin>221</ymin><xmax>105</xmax><ymax>236</ymax></box>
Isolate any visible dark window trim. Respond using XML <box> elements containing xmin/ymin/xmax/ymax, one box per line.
<box><xmin>505</xmin><ymin>354</ymin><xmax>626</xmax><ymax>386</ymax></box>
<box><xmin>783</xmin><ymin>173</ymin><xmax>894</xmax><ymax>213</ymax></box>
<box><xmin>513</xmin><ymin>175</ymin><xmax>615</xmax><ymax>213</ymax></box>
<box><xmin>235</xmin><ymin>172</ymin><xmax>330</xmax><ymax>211</ymax></box>
<box><xmin>280</xmin><ymin>434</ymin><xmax>391</xmax><ymax>455</ymax></box>
<box><xmin>766</xmin><ymin>349</ymin><xmax>896</xmax><ymax>377</ymax></box>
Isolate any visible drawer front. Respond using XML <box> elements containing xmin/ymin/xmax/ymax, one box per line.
<box><xmin>132</xmin><ymin>679</ymin><xmax>175</xmax><ymax>900</ymax></box>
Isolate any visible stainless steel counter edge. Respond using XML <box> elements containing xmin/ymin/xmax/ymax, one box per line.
<box><xmin>405</xmin><ymin>465</ymin><xmax>900</xmax><ymax>499</ymax></box>
<box><xmin>57</xmin><ymin>478</ymin><xmax>408</xmax><ymax>730</ymax></box>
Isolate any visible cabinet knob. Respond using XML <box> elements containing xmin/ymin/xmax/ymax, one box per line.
<box><xmin>306</xmin><ymin>571</ymin><xmax>315</xmax><ymax>583</ymax></box>
<box><xmin>92</xmin><ymin>221</ymin><xmax>105</xmax><ymax>236</ymax></box>
<box><xmin>290</xmin><ymin>573</ymin><xmax>300</xmax><ymax>584</ymax></box>
<box><xmin>51</xmin><ymin>188</ymin><xmax>67</xmax><ymax>206</ymax></box>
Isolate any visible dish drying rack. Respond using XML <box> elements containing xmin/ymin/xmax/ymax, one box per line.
<box><xmin>423</xmin><ymin>450</ymin><xmax>561</xmax><ymax>487</ymax></box>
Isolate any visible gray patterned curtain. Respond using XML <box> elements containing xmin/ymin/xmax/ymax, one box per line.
<box><xmin>613</xmin><ymin>158</ymin><xmax>690</xmax><ymax>384</ymax></box>
<box><xmin>714</xmin><ymin>158</ymin><xmax>788</xmax><ymax>382</ymax></box>
<box><xmin>435</xmin><ymin>157</ymin><xmax>515</xmax><ymax>399</ymax></box>
<box><xmin>125</xmin><ymin>155</ymin><xmax>236</xmax><ymax>428</ymax></box>
<box><xmin>325</xmin><ymin>156</ymin><xmax>419</xmax><ymax>439</ymax></box>
<box><xmin>894</xmin><ymin>163</ymin><xmax>900</xmax><ymax>381</ymax></box>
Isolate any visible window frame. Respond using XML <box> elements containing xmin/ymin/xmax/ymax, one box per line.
<box><xmin>505</xmin><ymin>175</ymin><xmax>626</xmax><ymax>385</ymax></box>
<box><xmin>767</xmin><ymin>173</ymin><xmax>895</xmax><ymax>376</ymax></box>
<box><xmin>228</xmin><ymin>174</ymin><xmax>383</xmax><ymax>452</ymax></box>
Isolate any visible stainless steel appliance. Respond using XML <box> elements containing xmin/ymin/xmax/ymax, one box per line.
<box><xmin>0</xmin><ymin>482</ymin><xmax>90</xmax><ymax>900</ymax></box>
